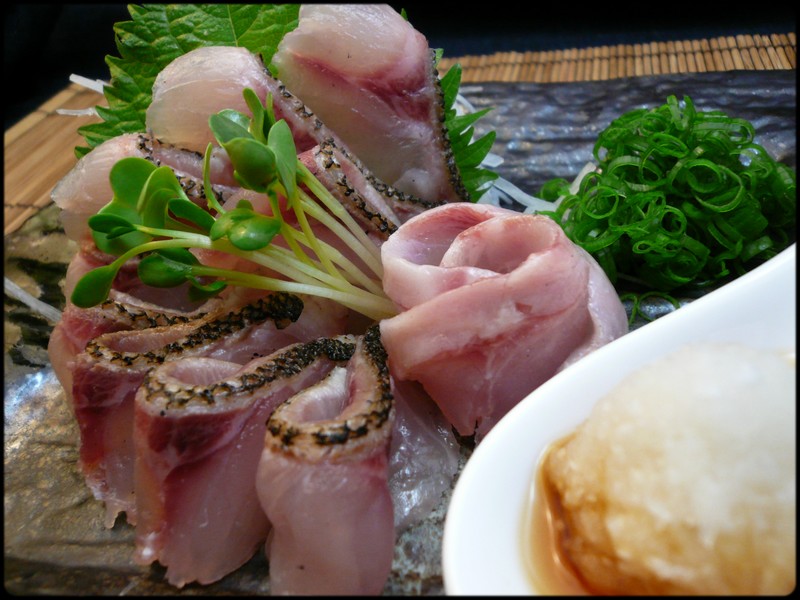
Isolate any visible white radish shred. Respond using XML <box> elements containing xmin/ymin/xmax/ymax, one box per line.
<box><xmin>55</xmin><ymin>74</ymin><xmax>107</xmax><ymax>117</ymax></box>
<box><xmin>4</xmin><ymin>277</ymin><xmax>62</xmax><ymax>323</ymax></box>
<box><xmin>69</xmin><ymin>73</ymin><xmax>107</xmax><ymax>93</ymax></box>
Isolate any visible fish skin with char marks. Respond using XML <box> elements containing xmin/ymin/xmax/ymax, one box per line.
<box><xmin>134</xmin><ymin>335</ymin><xmax>359</xmax><ymax>587</ymax></box>
<box><xmin>257</xmin><ymin>326</ymin><xmax>396</xmax><ymax>595</ymax></box>
<box><xmin>69</xmin><ymin>293</ymin><xmax>346</xmax><ymax>528</ymax></box>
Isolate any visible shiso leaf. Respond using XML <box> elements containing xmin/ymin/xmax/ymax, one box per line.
<box><xmin>439</xmin><ymin>63</ymin><xmax>498</xmax><ymax>200</ymax></box>
<box><xmin>76</xmin><ymin>4</ymin><xmax>300</xmax><ymax>157</ymax></box>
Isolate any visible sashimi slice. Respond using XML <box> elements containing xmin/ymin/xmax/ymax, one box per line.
<box><xmin>71</xmin><ymin>293</ymin><xmax>341</xmax><ymax>527</ymax></box>
<box><xmin>48</xmin><ymin>290</ymin><xmax>217</xmax><ymax>407</ymax></box>
<box><xmin>134</xmin><ymin>335</ymin><xmax>358</xmax><ymax>587</ymax></box>
<box><xmin>146</xmin><ymin>46</ymin><xmax>271</xmax><ymax>154</ymax></box>
<box><xmin>379</xmin><ymin>203</ymin><xmax>628</xmax><ymax>439</ymax></box>
<box><xmin>272</xmin><ymin>4</ymin><xmax>468</xmax><ymax>204</ymax></box>
<box><xmin>256</xmin><ymin>326</ymin><xmax>395</xmax><ymax>595</ymax></box>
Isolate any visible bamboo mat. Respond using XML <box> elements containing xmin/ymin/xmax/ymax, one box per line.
<box><xmin>4</xmin><ymin>32</ymin><xmax>796</xmax><ymax>237</ymax></box>
<box><xmin>438</xmin><ymin>32</ymin><xmax>796</xmax><ymax>82</ymax></box>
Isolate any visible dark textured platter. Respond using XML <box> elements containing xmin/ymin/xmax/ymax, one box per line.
<box><xmin>4</xmin><ymin>69</ymin><xmax>796</xmax><ymax>595</ymax></box>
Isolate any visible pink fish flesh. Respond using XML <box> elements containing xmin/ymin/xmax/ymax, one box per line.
<box><xmin>71</xmin><ymin>293</ymin><xmax>344</xmax><ymax>527</ymax></box>
<box><xmin>388</xmin><ymin>378</ymin><xmax>460</xmax><ymax>531</ymax></box>
<box><xmin>379</xmin><ymin>203</ymin><xmax>629</xmax><ymax>439</ymax></box>
<box><xmin>48</xmin><ymin>289</ymin><xmax>217</xmax><ymax>408</ymax></box>
<box><xmin>257</xmin><ymin>326</ymin><xmax>395</xmax><ymax>595</ymax></box>
<box><xmin>142</xmin><ymin>41</ymin><xmax>453</xmax><ymax>233</ymax></box>
<box><xmin>146</xmin><ymin>46</ymin><xmax>271</xmax><ymax>154</ymax></box>
<box><xmin>134</xmin><ymin>335</ymin><xmax>358</xmax><ymax>587</ymax></box>
<box><xmin>272</xmin><ymin>4</ymin><xmax>468</xmax><ymax>204</ymax></box>
<box><xmin>52</xmin><ymin>132</ymin><xmax>249</xmax><ymax>244</ymax></box>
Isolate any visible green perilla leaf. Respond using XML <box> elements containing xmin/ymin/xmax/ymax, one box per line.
<box><xmin>76</xmin><ymin>4</ymin><xmax>300</xmax><ymax>157</ymax></box>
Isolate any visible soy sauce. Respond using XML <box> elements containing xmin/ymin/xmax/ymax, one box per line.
<box><xmin>521</xmin><ymin>445</ymin><xmax>589</xmax><ymax>595</ymax></box>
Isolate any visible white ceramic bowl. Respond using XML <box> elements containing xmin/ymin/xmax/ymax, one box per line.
<box><xmin>442</xmin><ymin>244</ymin><xmax>796</xmax><ymax>595</ymax></box>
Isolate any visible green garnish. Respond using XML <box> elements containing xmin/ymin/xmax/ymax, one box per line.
<box><xmin>77</xmin><ymin>4</ymin><xmax>300</xmax><ymax>157</ymax></box>
<box><xmin>438</xmin><ymin>63</ymin><xmax>498</xmax><ymax>200</ymax></box>
<box><xmin>72</xmin><ymin>91</ymin><xmax>397</xmax><ymax>321</ymax></box>
<box><xmin>619</xmin><ymin>291</ymin><xmax>682</xmax><ymax>326</ymax></box>
<box><xmin>541</xmin><ymin>95</ymin><xmax>796</xmax><ymax>292</ymax></box>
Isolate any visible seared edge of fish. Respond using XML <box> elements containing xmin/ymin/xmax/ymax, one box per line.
<box><xmin>264</xmin><ymin>324</ymin><xmax>394</xmax><ymax>459</ymax></box>
<box><xmin>82</xmin><ymin>292</ymin><xmax>304</xmax><ymax>368</ymax></box>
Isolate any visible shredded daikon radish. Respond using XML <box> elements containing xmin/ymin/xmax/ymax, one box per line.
<box><xmin>69</xmin><ymin>73</ymin><xmax>107</xmax><ymax>93</ymax></box>
<box><xmin>4</xmin><ymin>277</ymin><xmax>61</xmax><ymax>323</ymax></box>
<box><xmin>55</xmin><ymin>74</ymin><xmax>107</xmax><ymax>117</ymax></box>
<box><xmin>56</xmin><ymin>107</ymin><xmax>98</xmax><ymax>117</ymax></box>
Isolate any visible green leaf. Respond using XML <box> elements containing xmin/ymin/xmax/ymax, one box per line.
<box><xmin>456</xmin><ymin>130</ymin><xmax>497</xmax><ymax>170</ymax></box>
<box><xmin>264</xmin><ymin>92</ymin><xmax>277</xmax><ymax>129</ymax></box>
<box><xmin>228</xmin><ymin>214</ymin><xmax>282</xmax><ymax>251</ymax></box>
<box><xmin>439</xmin><ymin>63</ymin><xmax>498</xmax><ymax>201</ymax></box>
<box><xmin>188</xmin><ymin>278</ymin><xmax>228</xmax><ymax>301</ymax></box>
<box><xmin>202</xmin><ymin>143</ymin><xmax>227</xmax><ymax>215</ymax></box>
<box><xmin>209</xmin><ymin>111</ymin><xmax>254</xmax><ymax>145</ymax></box>
<box><xmin>223</xmin><ymin>137</ymin><xmax>278</xmax><ymax>192</ymax></box>
<box><xmin>167</xmin><ymin>197</ymin><xmax>215</xmax><ymax>233</ymax></box>
<box><xmin>447</xmin><ymin>107</ymin><xmax>492</xmax><ymax>133</ymax></box>
<box><xmin>439</xmin><ymin>63</ymin><xmax>462</xmax><ymax>110</ymax></box>
<box><xmin>92</xmin><ymin>157</ymin><xmax>156</xmax><ymax>254</ymax></box>
<box><xmin>70</xmin><ymin>264</ymin><xmax>117</xmax><ymax>308</ymax></box>
<box><xmin>77</xmin><ymin>4</ymin><xmax>300</xmax><ymax>154</ymax></box>
<box><xmin>138</xmin><ymin>250</ymin><xmax>197</xmax><ymax>288</ymax></box>
<box><xmin>209</xmin><ymin>90</ymin><xmax>296</xmax><ymax>200</ymax></box>
<box><xmin>268</xmin><ymin>119</ymin><xmax>298</xmax><ymax>200</ymax></box>
<box><xmin>243</xmin><ymin>87</ymin><xmax>271</xmax><ymax>143</ymax></box>
<box><xmin>88</xmin><ymin>213</ymin><xmax>134</xmax><ymax>234</ymax></box>
<box><xmin>209</xmin><ymin>199</ymin><xmax>281</xmax><ymax>251</ymax></box>
<box><xmin>138</xmin><ymin>166</ymin><xmax>189</xmax><ymax>230</ymax></box>
<box><xmin>110</xmin><ymin>156</ymin><xmax>158</xmax><ymax>206</ymax></box>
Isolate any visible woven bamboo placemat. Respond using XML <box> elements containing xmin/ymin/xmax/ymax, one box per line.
<box><xmin>4</xmin><ymin>32</ymin><xmax>796</xmax><ymax>236</ymax></box>
<box><xmin>438</xmin><ymin>32</ymin><xmax>796</xmax><ymax>82</ymax></box>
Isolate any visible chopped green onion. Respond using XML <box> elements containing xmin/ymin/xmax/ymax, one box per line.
<box><xmin>542</xmin><ymin>95</ymin><xmax>796</xmax><ymax>292</ymax></box>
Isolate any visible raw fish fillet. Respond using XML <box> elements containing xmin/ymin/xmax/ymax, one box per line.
<box><xmin>388</xmin><ymin>378</ymin><xmax>460</xmax><ymax>531</ymax></box>
<box><xmin>147</xmin><ymin>46</ymin><xmax>271</xmax><ymax>153</ymax></box>
<box><xmin>272</xmin><ymin>4</ymin><xmax>468</xmax><ymax>204</ymax></box>
<box><xmin>48</xmin><ymin>290</ymin><xmax>217</xmax><ymax>408</ymax></box>
<box><xmin>134</xmin><ymin>335</ymin><xmax>358</xmax><ymax>587</ymax></box>
<box><xmin>52</xmin><ymin>133</ymin><xmax>144</xmax><ymax>241</ymax></box>
<box><xmin>379</xmin><ymin>203</ymin><xmax>629</xmax><ymax>439</ymax></box>
<box><xmin>256</xmin><ymin>326</ymin><xmax>395</xmax><ymax>595</ymax></box>
<box><xmin>71</xmin><ymin>293</ymin><xmax>344</xmax><ymax>527</ymax></box>
<box><xmin>51</xmin><ymin>133</ymin><xmax>248</xmax><ymax>244</ymax></box>
<box><xmin>133</xmin><ymin>43</ymin><xmax>455</xmax><ymax>242</ymax></box>
<box><xmin>306</xmin><ymin>139</ymin><xmax>446</xmax><ymax>238</ymax></box>
<box><xmin>253</xmin><ymin>78</ymin><xmax>447</xmax><ymax>234</ymax></box>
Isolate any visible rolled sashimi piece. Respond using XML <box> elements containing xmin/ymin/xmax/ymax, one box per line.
<box><xmin>133</xmin><ymin>334</ymin><xmax>358</xmax><ymax>587</ymax></box>
<box><xmin>379</xmin><ymin>203</ymin><xmax>628</xmax><ymax>439</ymax></box>
<box><xmin>272</xmin><ymin>4</ymin><xmax>468</xmax><ymax>204</ymax></box>
<box><xmin>256</xmin><ymin>326</ymin><xmax>396</xmax><ymax>595</ymax></box>
<box><xmin>71</xmin><ymin>293</ymin><xmax>345</xmax><ymax>528</ymax></box>
<box><xmin>48</xmin><ymin>289</ymin><xmax>218</xmax><ymax>408</ymax></box>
